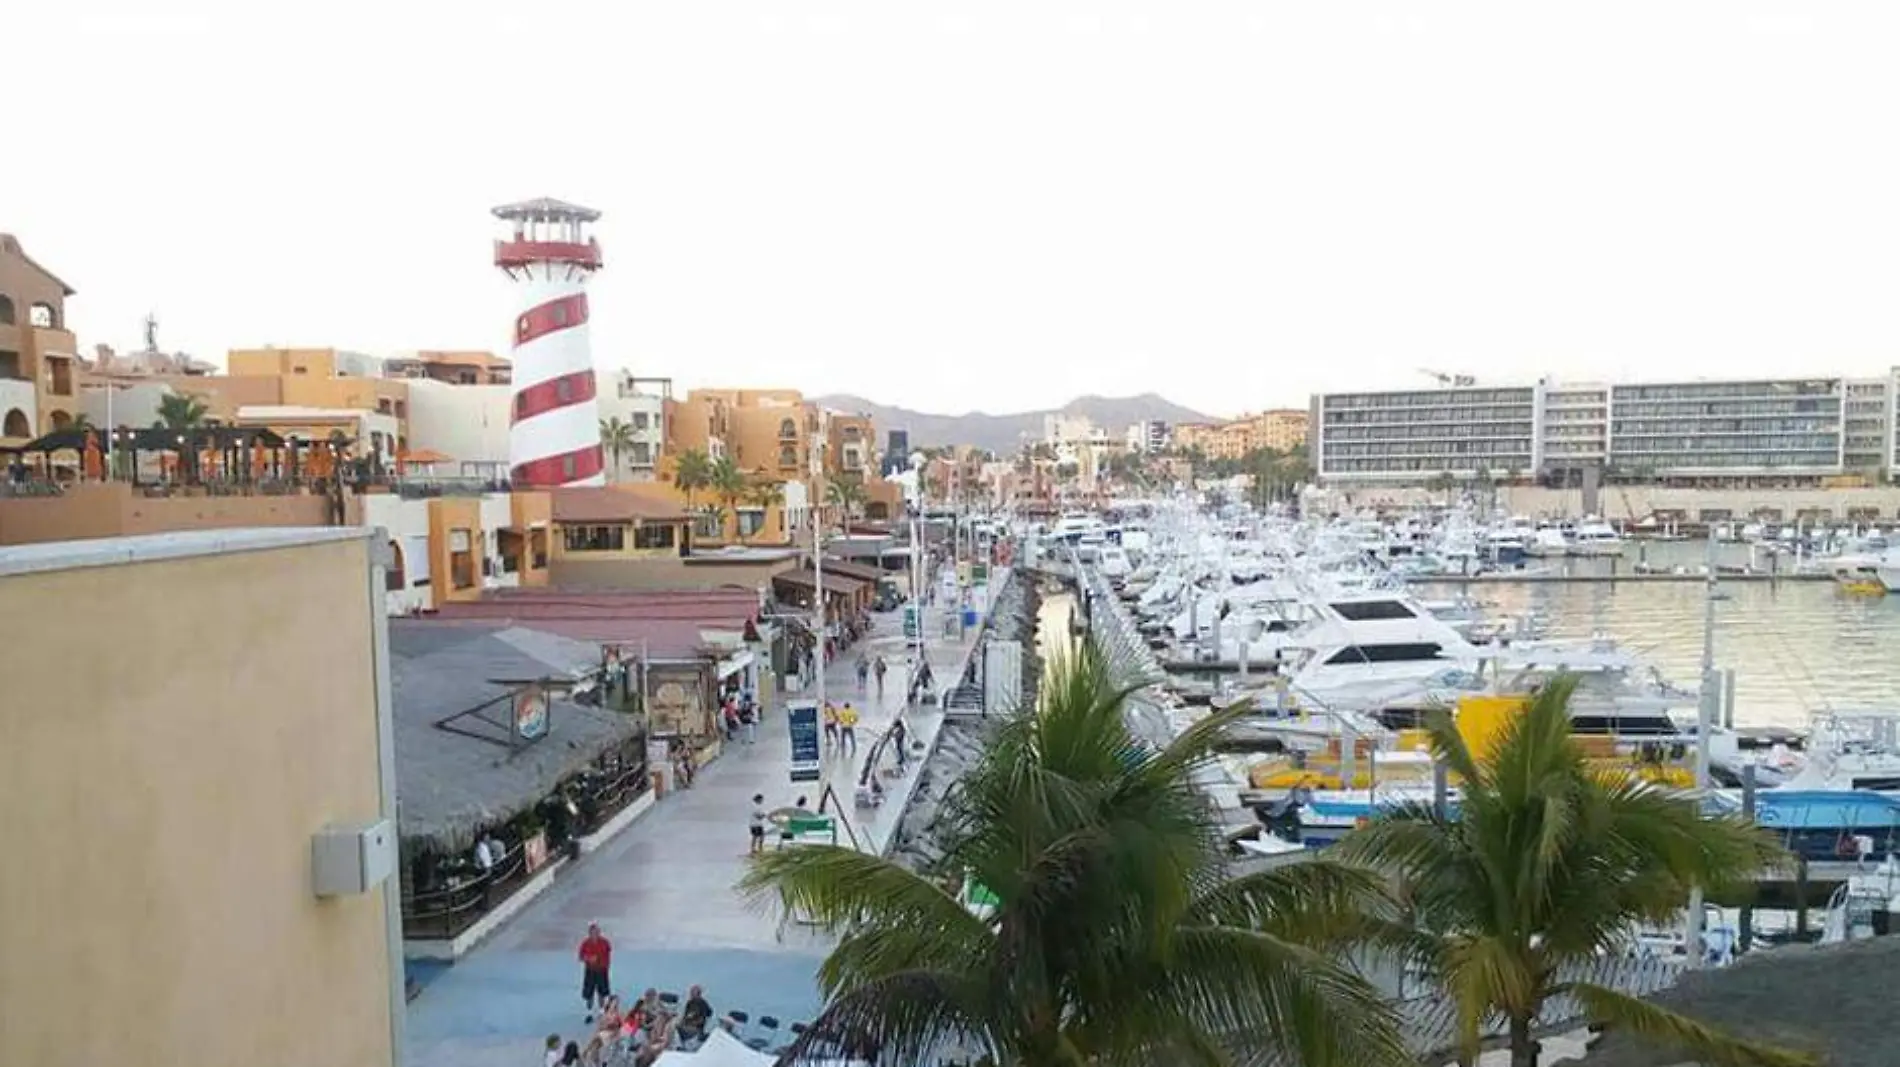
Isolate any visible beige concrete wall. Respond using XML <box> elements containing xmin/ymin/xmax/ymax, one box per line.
<box><xmin>1498</xmin><ymin>485</ymin><xmax>1900</xmax><ymax>521</ymax></box>
<box><xmin>0</xmin><ymin>483</ymin><xmax>351</xmax><ymax>546</ymax></box>
<box><xmin>0</xmin><ymin>537</ymin><xmax>394</xmax><ymax>1067</ymax></box>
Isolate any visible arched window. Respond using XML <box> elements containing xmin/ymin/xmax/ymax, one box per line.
<box><xmin>49</xmin><ymin>410</ymin><xmax>71</xmax><ymax>431</ymax></box>
<box><xmin>0</xmin><ymin>295</ymin><xmax>15</xmax><ymax>325</ymax></box>
<box><xmin>779</xmin><ymin>418</ymin><xmax>797</xmax><ymax>439</ymax></box>
<box><xmin>2</xmin><ymin>409</ymin><xmax>29</xmax><ymax>438</ymax></box>
<box><xmin>28</xmin><ymin>302</ymin><xmax>58</xmax><ymax>330</ymax></box>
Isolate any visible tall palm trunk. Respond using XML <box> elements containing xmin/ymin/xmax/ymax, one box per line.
<box><xmin>1509</xmin><ymin>1013</ymin><xmax>1537</xmax><ymax>1067</ymax></box>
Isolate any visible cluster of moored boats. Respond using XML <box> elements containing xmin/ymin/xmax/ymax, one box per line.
<box><xmin>1022</xmin><ymin>502</ymin><xmax>1900</xmax><ymax>879</ymax></box>
<box><xmin>1257</xmin><ymin>505</ymin><xmax>1900</xmax><ymax>590</ymax></box>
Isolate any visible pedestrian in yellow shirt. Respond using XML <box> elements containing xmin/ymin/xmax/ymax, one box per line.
<box><xmin>822</xmin><ymin>702</ymin><xmax>839</xmax><ymax>749</ymax></box>
<box><xmin>838</xmin><ymin>703</ymin><xmax>860</xmax><ymax>753</ymax></box>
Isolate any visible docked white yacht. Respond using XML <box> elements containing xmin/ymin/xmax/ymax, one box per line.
<box><xmin>1570</xmin><ymin>517</ymin><xmax>1625</xmax><ymax>556</ymax></box>
<box><xmin>1526</xmin><ymin>524</ymin><xmax>1572</xmax><ymax>558</ymax></box>
<box><xmin>1826</xmin><ymin>542</ymin><xmax>1900</xmax><ymax>593</ymax></box>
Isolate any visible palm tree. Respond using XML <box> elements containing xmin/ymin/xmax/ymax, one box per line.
<box><xmin>826</xmin><ymin>477</ymin><xmax>867</xmax><ymax>524</ymax></box>
<box><xmin>153</xmin><ymin>393</ymin><xmax>211</xmax><ymax>484</ymax></box>
<box><xmin>600</xmin><ymin>416</ymin><xmax>635</xmax><ymax>481</ymax></box>
<box><xmin>744</xmin><ymin>479</ymin><xmax>785</xmax><ymax>541</ymax></box>
<box><xmin>741</xmin><ymin>637</ymin><xmax>1411</xmax><ymax>1067</ymax></box>
<box><xmin>696</xmin><ymin>503</ymin><xmax>728</xmax><ymax>541</ymax></box>
<box><xmin>674</xmin><ymin>448</ymin><xmax>713</xmax><ymax>511</ymax></box>
<box><xmin>1339</xmin><ymin>677</ymin><xmax>1811</xmax><ymax>1067</ymax></box>
<box><xmin>156</xmin><ymin>392</ymin><xmax>209</xmax><ymax>432</ymax></box>
<box><xmin>710</xmin><ymin>454</ymin><xmax>748</xmax><ymax>518</ymax></box>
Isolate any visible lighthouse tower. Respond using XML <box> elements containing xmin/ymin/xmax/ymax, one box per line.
<box><xmin>493</xmin><ymin>198</ymin><xmax>607</xmax><ymax>487</ymax></box>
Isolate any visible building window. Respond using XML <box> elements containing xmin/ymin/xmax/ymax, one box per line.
<box><xmin>633</xmin><ymin>523</ymin><xmax>676</xmax><ymax>550</ymax></box>
<box><xmin>629</xmin><ymin>442</ymin><xmax>652</xmax><ymax>465</ymax></box>
<box><xmin>737</xmin><ymin>509</ymin><xmax>766</xmax><ymax>538</ymax></box>
<box><xmin>0</xmin><ymin>295</ymin><xmax>13</xmax><ymax>325</ymax></box>
<box><xmin>564</xmin><ymin>524</ymin><xmax>626</xmax><ymax>552</ymax></box>
<box><xmin>694</xmin><ymin>511</ymin><xmax>724</xmax><ymax>538</ymax></box>
<box><xmin>778</xmin><ymin>446</ymin><xmax>798</xmax><ymax>468</ymax></box>
<box><xmin>632</xmin><ymin>413</ymin><xmax>649</xmax><ymax>430</ymax></box>
<box><xmin>779</xmin><ymin>418</ymin><xmax>797</xmax><ymax>440</ymax></box>
<box><xmin>563</xmin><ymin>455</ymin><xmax>577</xmax><ymax>479</ymax></box>
<box><xmin>556</xmin><ymin>378</ymin><xmax>572</xmax><ymax>402</ymax></box>
<box><xmin>28</xmin><ymin>302</ymin><xmax>57</xmax><ymax>329</ymax></box>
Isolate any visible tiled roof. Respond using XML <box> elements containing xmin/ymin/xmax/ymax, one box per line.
<box><xmin>550</xmin><ymin>487</ymin><xmax>688</xmax><ymax>524</ymax></box>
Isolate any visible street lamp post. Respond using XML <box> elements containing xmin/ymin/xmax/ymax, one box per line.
<box><xmin>811</xmin><ymin>434</ymin><xmax>826</xmax><ymax>713</ymax></box>
<box><xmin>79</xmin><ymin>380</ymin><xmax>131</xmax><ymax>479</ymax></box>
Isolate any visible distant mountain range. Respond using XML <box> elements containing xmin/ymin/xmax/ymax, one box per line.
<box><xmin>810</xmin><ymin>393</ymin><xmax>1215</xmax><ymax>453</ymax></box>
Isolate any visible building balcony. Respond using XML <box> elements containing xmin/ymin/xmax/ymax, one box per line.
<box><xmin>493</xmin><ymin>238</ymin><xmax>602</xmax><ymax>271</ymax></box>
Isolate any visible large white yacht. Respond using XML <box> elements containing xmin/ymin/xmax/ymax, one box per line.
<box><xmin>1570</xmin><ymin>517</ymin><xmax>1626</xmax><ymax>557</ymax></box>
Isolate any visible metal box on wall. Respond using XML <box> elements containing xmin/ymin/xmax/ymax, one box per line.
<box><xmin>311</xmin><ymin>819</ymin><xmax>397</xmax><ymax>897</ymax></box>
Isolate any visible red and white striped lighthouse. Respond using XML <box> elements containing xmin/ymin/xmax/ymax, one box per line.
<box><xmin>493</xmin><ymin>198</ymin><xmax>607</xmax><ymax>488</ymax></box>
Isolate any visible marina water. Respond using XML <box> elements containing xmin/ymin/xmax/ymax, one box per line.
<box><xmin>1423</xmin><ymin>539</ymin><xmax>1900</xmax><ymax>728</ymax></box>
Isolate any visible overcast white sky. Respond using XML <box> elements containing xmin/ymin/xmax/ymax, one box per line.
<box><xmin>8</xmin><ymin>1</ymin><xmax>1898</xmax><ymax>418</ymax></box>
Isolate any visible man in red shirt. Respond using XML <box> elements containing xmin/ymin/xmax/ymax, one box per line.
<box><xmin>578</xmin><ymin>923</ymin><xmax>613</xmax><ymax>1023</ymax></box>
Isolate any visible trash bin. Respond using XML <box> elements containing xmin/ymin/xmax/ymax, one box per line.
<box><xmin>961</xmin><ymin>608</ymin><xmax>978</xmax><ymax>629</ymax></box>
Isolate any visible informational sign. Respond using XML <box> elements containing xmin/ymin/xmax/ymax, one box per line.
<box><xmin>514</xmin><ymin>685</ymin><xmax>550</xmax><ymax>741</ymax></box>
<box><xmin>786</xmin><ymin>699</ymin><xmax>822</xmax><ymax>783</ymax></box>
<box><xmin>903</xmin><ymin>604</ymin><xmax>920</xmax><ymax>639</ymax></box>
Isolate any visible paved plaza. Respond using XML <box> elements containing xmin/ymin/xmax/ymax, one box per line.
<box><xmin>404</xmin><ymin>609</ymin><xmax>982</xmax><ymax>1067</ymax></box>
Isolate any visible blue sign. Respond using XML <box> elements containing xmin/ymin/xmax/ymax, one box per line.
<box><xmin>787</xmin><ymin>699</ymin><xmax>822</xmax><ymax>782</ymax></box>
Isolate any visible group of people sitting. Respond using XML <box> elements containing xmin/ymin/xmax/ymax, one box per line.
<box><xmin>546</xmin><ymin>985</ymin><xmax>717</xmax><ymax>1067</ymax></box>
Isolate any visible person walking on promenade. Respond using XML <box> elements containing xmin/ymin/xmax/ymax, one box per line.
<box><xmin>839</xmin><ymin>702</ymin><xmax>860</xmax><ymax>754</ymax></box>
<box><xmin>874</xmin><ymin>655</ymin><xmax>888</xmax><ymax>699</ymax></box>
<box><xmin>749</xmin><ymin>794</ymin><xmax>768</xmax><ymax>856</ymax></box>
<box><xmin>856</xmin><ymin>654</ymin><xmax>870</xmax><ymax>692</ymax></box>
<box><xmin>578</xmin><ymin>922</ymin><xmax>613</xmax><ymax>1023</ymax></box>
<box><xmin>822</xmin><ymin>702</ymin><xmax>839</xmax><ymax>750</ymax></box>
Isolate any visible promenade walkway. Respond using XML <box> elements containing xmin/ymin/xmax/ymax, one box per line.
<box><xmin>404</xmin><ymin>608</ymin><xmax>985</xmax><ymax>1067</ymax></box>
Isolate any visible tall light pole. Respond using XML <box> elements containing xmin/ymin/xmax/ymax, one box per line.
<box><xmin>80</xmin><ymin>380</ymin><xmax>131</xmax><ymax>478</ymax></box>
<box><xmin>811</xmin><ymin>426</ymin><xmax>827</xmax><ymax>713</ymax></box>
<box><xmin>1686</xmin><ymin>532</ymin><xmax>1721</xmax><ymax>965</ymax></box>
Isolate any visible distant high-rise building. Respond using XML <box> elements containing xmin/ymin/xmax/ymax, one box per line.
<box><xmin>884</xmin><ymin>429</ymin><xmax>911</xmax><ymax>475</ymax></box>
<box><xmin>1309</xmin><ymin>374</ymin><xmax>1897</xmax><ymax>487</ymax></box>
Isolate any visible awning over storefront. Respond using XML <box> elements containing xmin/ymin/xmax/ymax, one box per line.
<box><xmin>717</xmin><ymin>649</ymin><xmax>755</xmax><ymax>679</ymax></box>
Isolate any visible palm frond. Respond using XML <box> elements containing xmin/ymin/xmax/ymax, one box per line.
<box><xmin>737</xmin><ymin>844</ymin><xmax>990</xmax><ymax>943</ymax></box>
<box><xmin>1441</xmin><ymin>933</ymin><xmax>1539</xmax><ymax>1063</ymax></box>
<box><xmin>785</xmin><ymin>969</ymin><xmax>997</xmax><ymax>1067</ymax></box>
<box><xmin>1568</xmin><ymin>981</ymin><xmax>1819</xmax><ymax>1067</ymax></box>
<box><xmin>1191</xmin><ymin>859</ymin><xmax>1393</xmax><ymax>947</ymax></box>
<box><xmin>1158</xmin><ymin>926</ymin><xmax>1413</xmax><ymax>1067</ymax></box>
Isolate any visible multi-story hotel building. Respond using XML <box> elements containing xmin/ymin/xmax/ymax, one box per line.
<box><xmin>1312</xmin><ymin>374</ymin><xmax>1900</xmax><ymax>487</ymax></box>
<box><xmin>1310</xmin><ymin>386</ymin><xmax>1539</xmax><ymax>481</ymax></box>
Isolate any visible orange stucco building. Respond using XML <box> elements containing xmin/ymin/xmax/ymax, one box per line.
<box><xmin>0</xmin><ymin>233</ymin><xmax>81</xmax><ymax>445</ymax></box>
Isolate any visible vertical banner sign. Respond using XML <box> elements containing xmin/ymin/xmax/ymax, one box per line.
<box><xmin>787</xmin><ymin>699</ymin><xmax>822</xmax><ymax>783</ymax></box>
